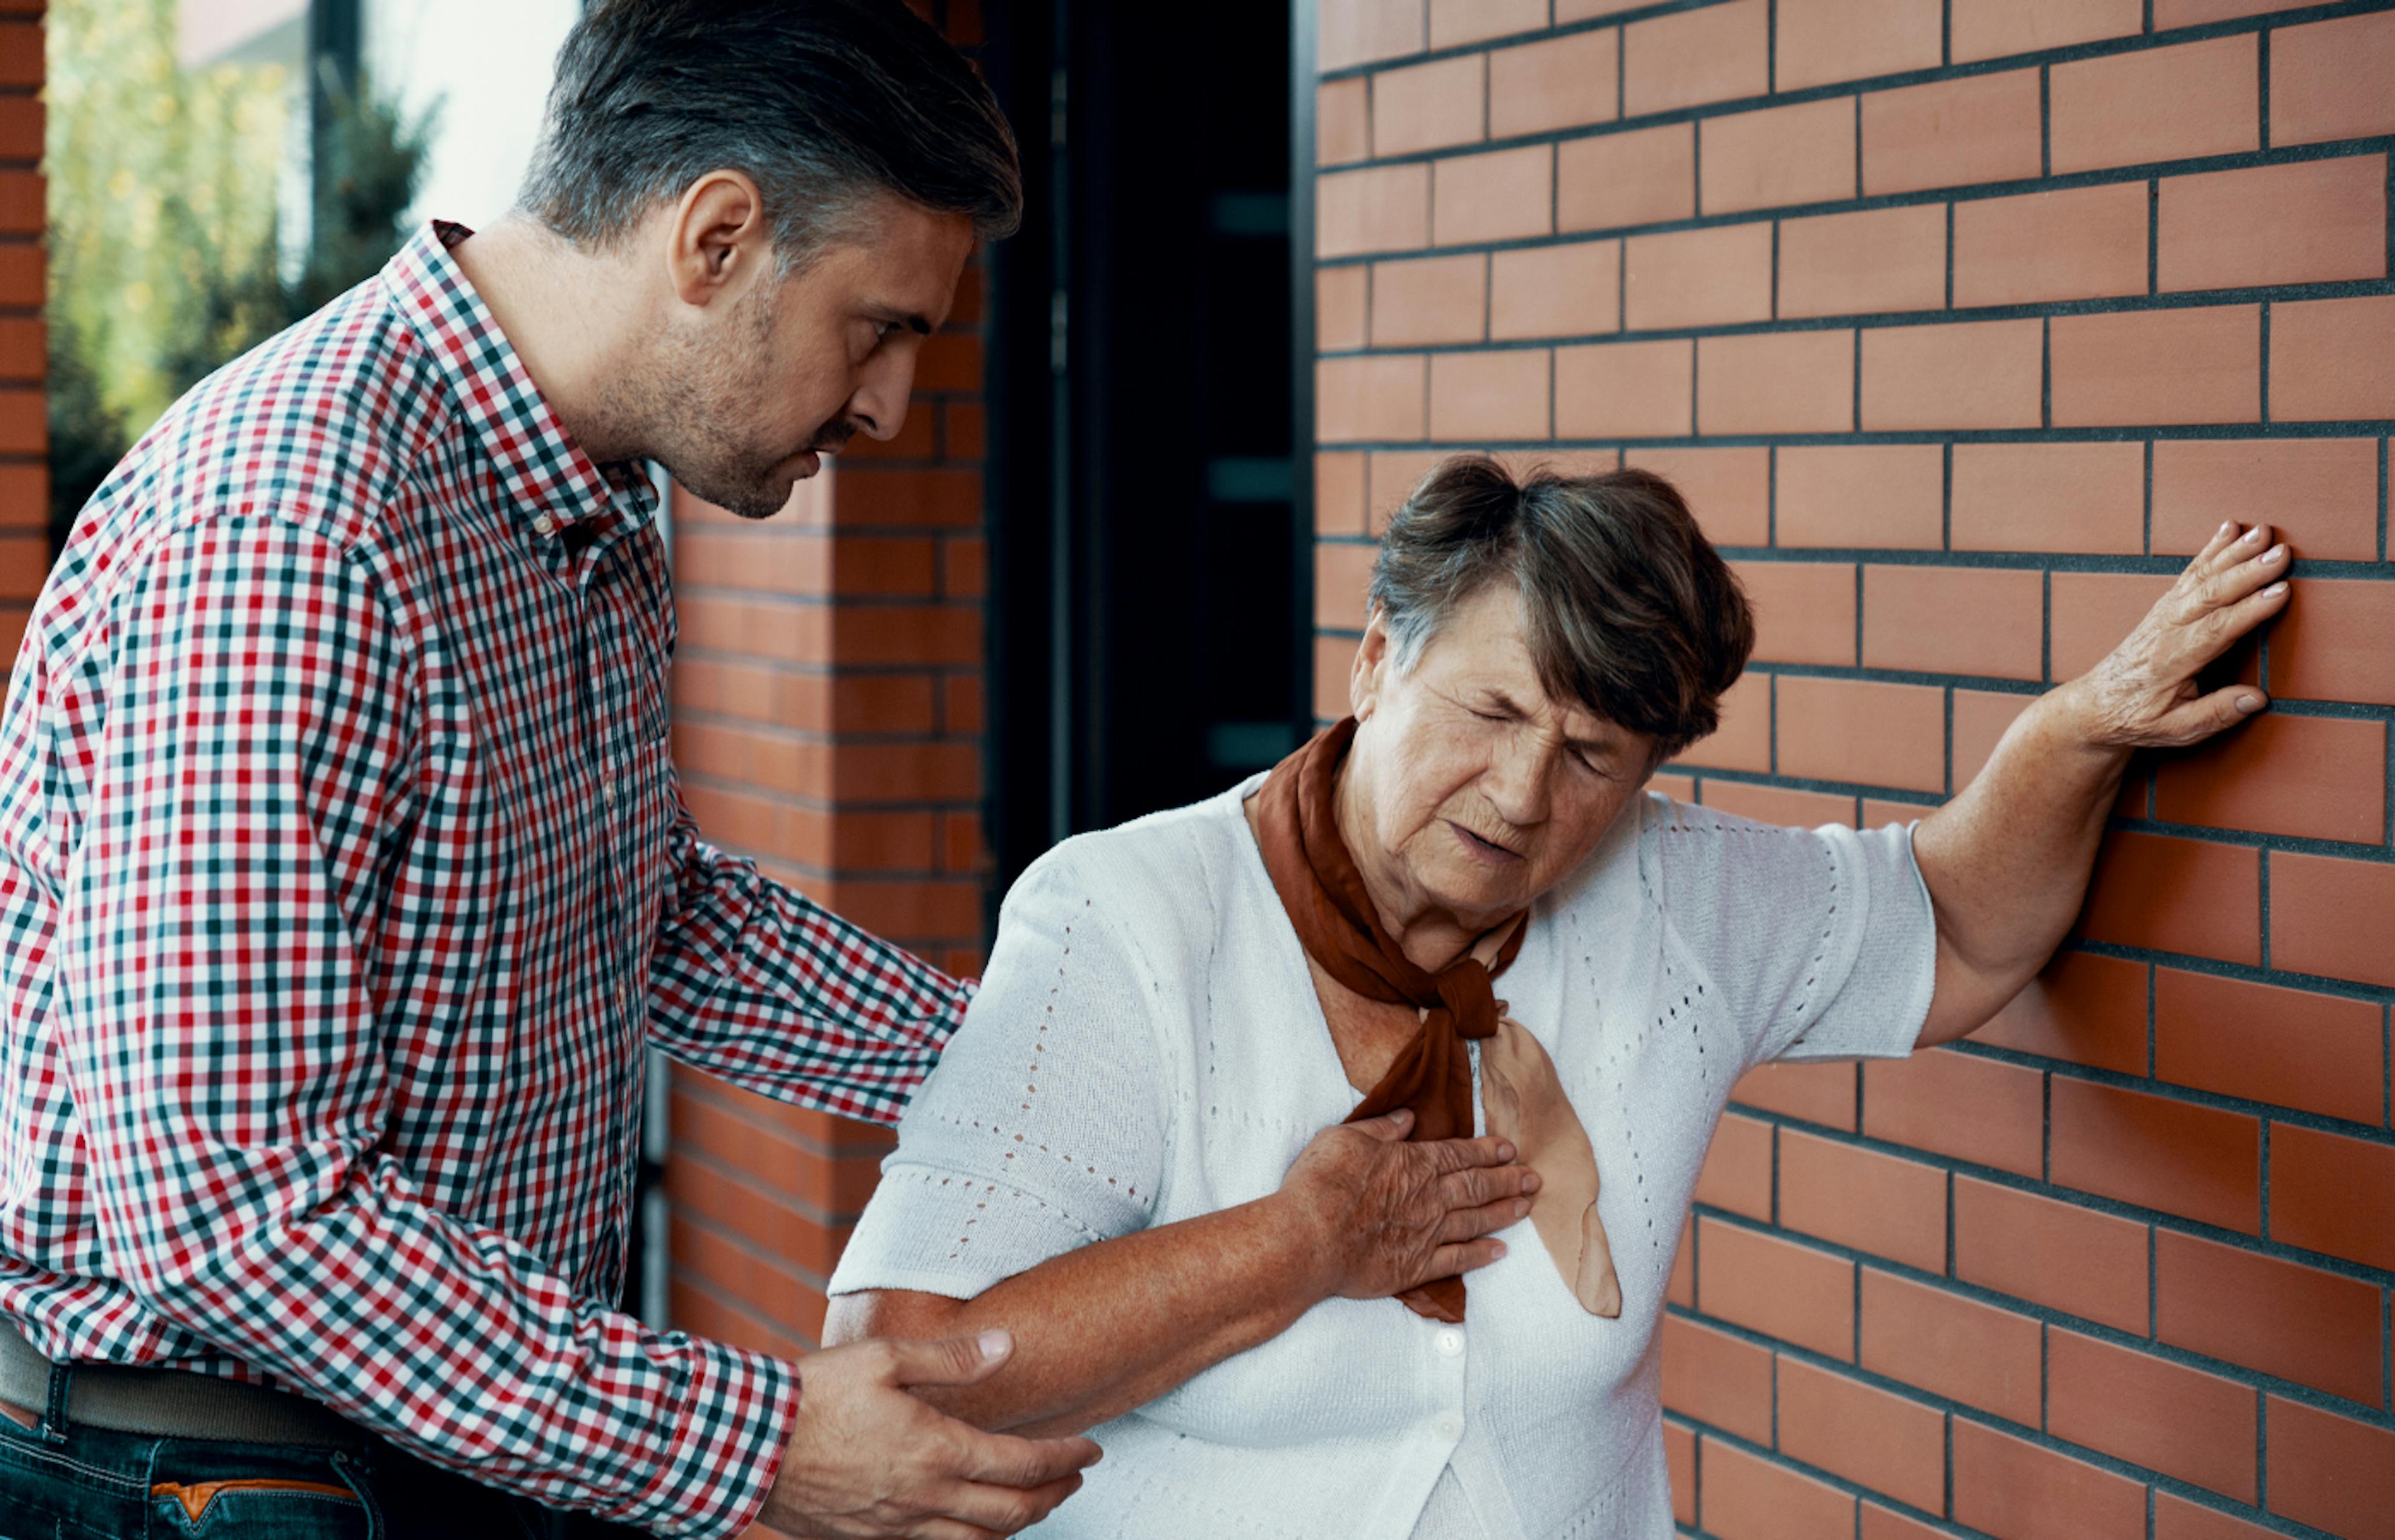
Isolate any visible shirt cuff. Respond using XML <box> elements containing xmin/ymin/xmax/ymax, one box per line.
<box><xmin>613</xmin><ymin>1338</ymin><xmax>798</xmax><ymax>1539</ymax></box>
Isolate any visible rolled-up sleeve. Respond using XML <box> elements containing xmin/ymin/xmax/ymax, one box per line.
<box><xmin>831</xmin><ymin>849</ymin><xmax>1171</xmax><ymax>1301</ymax></box>
<box><xmin>1655</xmin><ymin>801</ymin><xmax>1936</xmax><ymax>1072</ymax></box>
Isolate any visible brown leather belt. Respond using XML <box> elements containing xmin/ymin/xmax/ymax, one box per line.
<box><xmin>0</xmin><ymin>1319</ymin><xmax>362</xmax><ymax>1448</ymax></box>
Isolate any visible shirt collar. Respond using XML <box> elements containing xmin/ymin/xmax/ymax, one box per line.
<box><xmin>380</xmin><ymin>221</ymin><xmax>656</xmax><ymax>541</ymax></box>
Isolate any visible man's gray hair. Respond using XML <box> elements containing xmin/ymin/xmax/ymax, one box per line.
<box><xmin>1370</xmin><ymin>456</ymin><xmax>1755</xmax><ymax>760</ymax></box>
<box><xmin>518</xmin><ymin>0</ymin><xmax>1022</xmax><ymax>274</ymax></box>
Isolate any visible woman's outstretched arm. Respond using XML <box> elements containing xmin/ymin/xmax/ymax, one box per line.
<box><xmin>825</xmin><ymin>1110</ymin><xmax>1534</xmax><ymax>1438</ymax></box>
<box><xmin>1909</xmin><ymin>520</ymin><xmax>2293</xmax><ymax>1047</ymax></box>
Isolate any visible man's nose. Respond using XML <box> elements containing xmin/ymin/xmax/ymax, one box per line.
<box><xmin>846</xmin><ymin>353</ymin><xmax>920</xmax><ymax>443</ymax></box>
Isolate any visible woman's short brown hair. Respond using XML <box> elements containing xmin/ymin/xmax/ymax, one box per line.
<box><xmin>1368</xmin><ymin>455</ymin><xmax>1755</xmax><ymax>760</ymax></box>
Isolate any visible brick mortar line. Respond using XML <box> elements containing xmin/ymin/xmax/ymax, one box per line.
<box><xmin>1314</xmin><ymin>0</ymin><xmax>2389</xmax><ymax>95</ymax></box>
<box><xmin>664</xmin><ymin>1143</ymin><xmax>866</xmax><ymax>1237</ymax></box>
<box><xmin>1315</xmin><ymin>424</ymin><xmax>2395</xmax><ymax>450</ymax></box>
<box><xmin>659</xmin><ymin>1263</ymin><xmax>825</xmax><ymax>1343</ymax></box>
<box><xmin>674</xmin><ymin>782</ymin><xmax>986</xmax><ymax>827</ymax></box>
<box><xmin>669</xmin><ymin>712</ymin><xmax>989</xmax><ymax>746</ymax></box>
<box><xmin>1318</xmin><ymin>133</ymin><xmax>2395</xmax><ymax>257</ymax></box>
<box><xmin>1679</xmin><ymin>1209</ymin><xmax>2394</xmax><ymax>1425</ymax></box>
<box><xmin>1943</xmin><ymin>1034</ymin><xmax>2395</xmax><ymax>1141</ymax></box>
<box><xmin>668</xmin><ymin>1082</ymin><xmax>895</xmax><ymax>1162</ymax></box>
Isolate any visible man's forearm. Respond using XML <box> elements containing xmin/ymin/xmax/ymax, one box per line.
<box><xmin>1911</xmin><ymin>682</ymin><xmax>2130</xmax><ymax>1041</ymax></box>
<box><xmin>828</xmin><ymin>1194</ymin><xmax>1328</xmax><ymax>1438</ymax></box>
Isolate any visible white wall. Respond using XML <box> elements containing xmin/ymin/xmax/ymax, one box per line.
<box><xmin>365</xmin><ymin>0</ymin><xmax>583</xmax><ymax>230</ymax></box>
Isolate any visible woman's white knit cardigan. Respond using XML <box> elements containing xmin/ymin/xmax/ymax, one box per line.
<box><xmin>831</xmin><ymin>779</ymin><xmax>1937</xmax><ymax>1539</ymax></box>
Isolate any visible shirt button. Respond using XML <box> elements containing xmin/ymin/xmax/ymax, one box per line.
<box><xmin>602</xmin><ymin>780</ymin><xmax>618</xmax><ymax>807</ymax></box>
<box><xmin>1436</xmin><ymin>1329</ymin><xmax>1464</xmax><ymax>1357</ymax></box>
<box><xmin>533</xmin><ymin>514</ymin><xmax>558</xmax><ymax>537</ymax></box>
<box><xmin>1434</xmin><ymin>1413</ymin><xmax>1464</xmax><ymax>1441</ymax></box>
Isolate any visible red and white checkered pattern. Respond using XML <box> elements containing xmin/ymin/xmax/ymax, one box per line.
<box><xmin>0</xmin><ymin>224</ymin><xmax>972</xmax><ymax>1538</ymax></box>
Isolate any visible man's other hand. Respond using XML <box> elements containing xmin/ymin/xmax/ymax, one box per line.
<box><xmin>759</xmin><ymin>1329</ymin><xmax>1101</xmax><ymax>1539</ymax></box>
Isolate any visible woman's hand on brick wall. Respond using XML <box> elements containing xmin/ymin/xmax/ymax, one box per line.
<box><xmin>2067</xmin><ymin>520</ymin><xmax>2292</xmax><ymax>749</ymax></box>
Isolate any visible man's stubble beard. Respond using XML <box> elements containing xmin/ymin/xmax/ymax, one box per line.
<box><xmin>644</xmin><ymin>284</ymin><xmax>830</xmax><ymax>521</ymax></box>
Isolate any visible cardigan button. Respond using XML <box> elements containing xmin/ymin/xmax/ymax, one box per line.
<box><xmin>1435</xmin><ymin>1329</ymin><xmax>1463</xmax><ymax>1357</ymax></box>
<box><xmin>1433</xmin><ymin>1413</ymin><xmax>1464</xmax><ymax>1441</ymax></box>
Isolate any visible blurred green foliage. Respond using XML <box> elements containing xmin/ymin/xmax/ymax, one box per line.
<box><xmin>45</xmin><ymin>0</ymin><xmax>433</xmax><ymax>541</ymax></box>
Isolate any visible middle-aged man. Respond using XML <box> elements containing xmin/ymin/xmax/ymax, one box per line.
<box><xmin>0</xmin><ymin>2</ymin><xmax>1537</xmax><ymax>1538</ymax></box>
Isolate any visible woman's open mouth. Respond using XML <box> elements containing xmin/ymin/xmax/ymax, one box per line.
<box><xmin>1448</xmin><ymin>821</ymin><xmax>1523</xmax><ymax>864</ymax></box>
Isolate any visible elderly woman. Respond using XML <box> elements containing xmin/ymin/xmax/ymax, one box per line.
<box><xmin>824</xmin><ymin>457</ymin><xmax>2289</xmax><ymax>1538</ymax></box>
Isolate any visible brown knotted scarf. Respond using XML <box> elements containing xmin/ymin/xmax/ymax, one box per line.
<box><xmin>1254</xmin><ymin>718</ymin><xmax>1620</xmax><ymax>1324</ymax></box>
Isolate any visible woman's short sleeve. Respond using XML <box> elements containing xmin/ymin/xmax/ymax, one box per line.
<box><xmin>1653</xmin><ymin>801</ymin><xmax>1937</xmax><ymax>1072</ymax></box>
<box><xmin>828</xmin><ymin>847</ymin><xmax>1173</xmax><ymax>1300</ymax></box>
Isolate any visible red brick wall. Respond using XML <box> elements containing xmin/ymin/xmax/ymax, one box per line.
<box><xmin>1311</xmin><ymin>1</ymin><xmax>2394</xmax><ymax>1533</ymax></box>
<box><xmin>1</xmin><ymin>2</ymin><xmax>42</xmax><ymax>645</ymax></box>
<box><xmin>660</xmin><ymin>0</ymin><xmax>992</xmax><ymax>1367</ymax></box>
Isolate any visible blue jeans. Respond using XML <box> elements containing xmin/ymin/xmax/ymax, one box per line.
<box><xmin>0</xmin><ymin>1392</ymin><xmax>649</xmax><ymax>1539</ymax></box>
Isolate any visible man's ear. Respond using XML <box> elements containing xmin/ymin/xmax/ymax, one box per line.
<box><xmin>1350</xmin><ymin>608</ymin><xmax>1393</xmax><ymax>723</ymax></box>
<box><xmin>665</xmin><ymin>170</ymin><xmax>772</xmax><ymax>309</ymax></box>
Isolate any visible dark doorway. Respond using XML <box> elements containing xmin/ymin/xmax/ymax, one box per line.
<box><xmin>984</xmin><ymin>0</ymin><xmax>1310</xmax><ymax>903</ymax></box>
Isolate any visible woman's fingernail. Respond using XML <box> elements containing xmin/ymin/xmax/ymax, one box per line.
<box><xmin>2242</xmin><ymin>526</ymin><xmax>2265</xmax><ymax>543</ymax></box>
<box><xmin>2263</xmin><ymin>545</ymin><xmax>2288</xmax><ymax>564</ymax></box>
<box><xmin>2265</xmin><ymin>581</ymin><xmax>2288</xmax><ymax>596</ymax></box>
<box><xmin>1496</xmin><ymin>1141</ymin><xmax>1516</xmax><ymax>1163</ymax></box>
<box><xmin>979</xmin><ymin>1328</ymin><xmax>1012</xmax><ymax>1358</ymax></box>
<box><xmin>2237</xmin><ymin>694</ymin><xmax>2265</xmax><ymax>713</ymax></box>
<box><xmin>1515</xmin><ymin>1198</ymin><xmax>1532</xmax><ymax>1218</ymax></box>
<box><xmin>1492</xmin><ymin>1242</ymin><xmax>1507</xmax><ymax>1259</ymax></box>
<box><xmin>2217</xmin><ymin>521</ymin><xmax>2235</xmax><ymax>537</ymax></box>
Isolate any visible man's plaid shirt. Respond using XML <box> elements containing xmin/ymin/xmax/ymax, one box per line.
<box><xmin>0</xmin><ymin>224</ymin><xmax>974</xmax><ymax>1537</ymax></box>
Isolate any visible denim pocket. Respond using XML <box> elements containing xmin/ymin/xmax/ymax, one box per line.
<box><xmin>150</xmin><ymin>1475</ymin><xmax>371</xmax><ymax>1539</ymax></box>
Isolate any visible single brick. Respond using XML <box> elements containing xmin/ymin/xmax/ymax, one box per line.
<box><xmin>0</xmin><ymin>22</ymin><xmax>36</xmax><ymax>90</ymax></box>
<box><xmin>1318</xmin><ymin>0</ymin><xmax>1424</xmax><ymax>71</ymax></box>
<box><xmin>2155</xmin><ymin>1494</ymin><xmax>2280</xmax><ymax>1540</ymax></box>
<box><xmin>1659</xmin><ymin>1314</ymin><xmax>1775</xmax><ymax>1442</ymax></box>
<box><xmin>1774</xmin><ymin>0</ymin><xmax>1941</xmax><ymax>91</ymax></box>
<box><xmin>1558</xmin><ymin>122</ymin><xmax>1696</xmax><ymax>233</ymax></box>
<box><xmin>1952</xmin><ymin>182</ymin><xmax>2150</xmax><ymax>308</ymax></box>
<box><xmin>1953</xmin><ymin>1420</ymin><xmax>2151</xmax><ymax>1540</ymax></box>
<box><xmin>1778</xmin><ymin>1129</ymin><xmax>1948</xmax><ymax>1273</ymax></box>
<box><xmin>2267</xmin><ymin>577</ymin><xmax>2395</xmax><ymax>708</ymax></box>
<box><xmin>1368</xmin><ymin>450</ymin><xmax>1452</xmax><ymax>532</ymax></box>
<box><xmin>2049</xmin><ymin>34</ymin><xmax>2260</xmax><ymax>175</ymax></box>
<box><xmin>1952</xmin><ymin>689</ymin><xmax>2035</xmax><ymax>788</ymax></box>
<box><xmin>1318</xmin><ymin>163</ymin><xmax>1431</xmax><ymax>258</ymax></box>
<box><xmin>2048</xmin><ymin>1329</ymin><xmax>2258</xmax><ymax>1503</ymax></box>
<box><xmin>1489</xmin><ymin>240</ymin><xmax>1619</xmax><ymax>341</ymax></box>
<box><xmin>1429</xmin><ymin>0</ymin><xmax>1544</xmax><ymax>49</ymax></box>
<box><xmin>1372</xmin><ymin>52</ymin><xmax>1484</xmax><ymax>158</ymax></box>
<box><xmin>1864</xmin><ymin>1049</ymin><xmax>2045</xmax><ymax>1177</ymax></box>
<box><xmin>1317</xmin><ymin>267</ymin><xmax>1368</xmax><ymax>352</ymax></box>
<box><xmin>1693</xmin><ymin>1110</ymin><xmax>1776</xmax><ymax>1221</ymax></box>
<box><xmin>1775</xmin><ymin>1358</ymin><xmax>1947</xmax><ymax>1514</ymax></box>
<box><xmin>1316</xmin><ymin>542</ymin><xmax>1378</xmax><ymax>630</ymax></box>
<box><xmin>1317</xmin><ymin>354</ymin><xmax>1427</xmax><ymax>442</ymax></box>
<box><xmin>2048</xmin><ymin>571</ymin><xmax>2175</xmax><ymax>680</ymax></box>
<box><xmin>1777</xmin><ymin>203</ymin><xmax>1947</xmax><ymax>320</ymax></box>
<box><xmin>1955</xmin><ymin>1175</ymin><xmax>2149</xmax><ymax>1334</ymax></box>
<box><xmin>1861</xmin><ymin>565</ymin><xmax>2044</xmax><ymax>680</ymax></box>
<box><xmin>2160</xmin><ymin>154</ymin><xmax>2388</xmax><ymax>294</ymax></box>
<box><xmin>2156</xmin><ymin>0</ymin><xmax>2322</xmax><ymax>21</ymax></box>
<box><xmin>2054</xmin><ymin>304</ymin><xmax>2262</xmax><ymax>426</ymax></box>
<box><xmin>1674</xmin><ymin>671</ymin><xmax>1772</xmax><ymax>773</ymax></box>
<box><xmin>1315</xmin><ymin>453</ymin><xmax>1367</xmax><ymax>536</ymax></box>
<box><xmin>1862</xmin><ymin>1270</ymin><xmax>2044</xmax><ymax>1425</ymax></box>
<box><xmin>1429</xmin><ymin>349</ymin><xmax>1549</xmax><ymax>442</ymax></box>
<box><xmin>2266</xmin><ymin>1398</ymin><xmax>2395</xmax><ymax>1540</ymax></box>
<box><xmin>1775</xmin><ymin>675</ymin><xmax>1944</xmax><ymax>792</ymax></box>
<box><xmin>1700</xmin><ymin>97</ymin><xmax>1857</xmax><ymax>216</ymax></box>
<box><xmin>1487</xmin><ymin>29</ymin><xmax>1619</xmax><ymax>139</ymax></box>
<box><xmin>1317</xmin><ymin>78</ymin><xmax>1370</xmax><ymax>167</ymax></box>
<box><xmin>2270</xmin><ymin>294</ymin><xmax>2395</xmax><ymax>423</ymax></box>
<box><xmin>1701</xmin><ymin>780</ymin><xmax>1859</xmax><ymax>828</ymax></box>
<box><xmin>1622</xmin><ymin>0</ymin><xmax>1768</xmax><ymax>116</ymax></box>
<box><xmin>1733</xmin><ymin>559</ymin><xmax>1857</xmax><ymax>666</ymax></box>
<box><xmin>2151</xmin><ymin>438</ymin><xmax>2380</xmax><ymax>562</ymax></box>
<box><xmin>1862</xmin><ymin>1504</ymin><xmax>1950</xmax><ymax>1540</ymax></box>
<box><xmin>2050</xmin><ymin>1077</ymin><xmax>2260</xmax><ymax>1232</ymax></box>
<box><xmin>1433</xmin><ymin>143</ymin><xmax>1552</xmax><ymax>246</ymax></box>
<box><xmin>1729</xmin><ymin>1059</ymin><xmax>1857</xmax><ymax>1130</ymax></box>
<box><xmin>1952</xmin><ymin>0</ymin><xmax>2143</xmax><ymax>64</ymax></box>
<box><xmin>2271</xmin><ymin>1120</ymin><xmax>2395</xmax><ymax>1274</ymax></box>
<box><xmin>2158</xmin><ymin>1229</ymin><xmax>2386</xmax><ymax>1408</ymax></box>
<box><xmin>1698</xmin><ymin>330</ymin><xmax>1856</xmax><ymax>435</ymax></box>
<box><xmin>1861</xmin><ymin>318</ymin><xmax>2043</xmax><ymax>430</ymax></box>
<box><xmin>1664</xmin><ymin>1420</ymin><xmax>1695</xmax><ymax>1526</ymax></box>
<box><xmin>1624</xmin><ymin>445</ymin><xmax>1769</xmax><ymax>547</ymax></box>
<box><xmin>2272</xmin><ymin>8</ymin><xmax>2395</xmax><ymax>147</ymax></box>
<box><xmin>1861</xmin><ymin>69</ymin><xmax>2043</xmax><ymax>196</ymax></box>
<box><xmin>1370</xmin><ymin>253</ymin><xmax>1486</xmax><ymax>347</ymax></box>
<box><xmin>1975</xmin><ymin>951</ymin><xmax>2149</xmax><ymax>1077</ymax></box>
<box><xmin>2082</xmin><ymin>830</ymin><xmax>2263</xmax><ymax>966</ymax></box>
<box><xmin>1774</xmin><ymin>443</ymin><xmax>1944</xmax><ymax>550</ymax></box>
<box><xmin>2272</xmin><ymin>849</ymin><xmax>2395</xmax><ymax>991</ymax></box>
<box><xmin>1701</xmin><ymin>1438</ymin><xmax>1857</xmax><ymax>1540</ymax></box>
<box><xmin>1624</xmin><ymin>221</ymin><xmax>1773</xmax><ymax>329</ymax></box>
<box><xmin>2156</xmin><ymin>712</ymin><xmax>2386</xmax><ymax>846</ymax></box>
<box><xmin>1554</xmin><ymin>338</ymin><xmax>1693</xmax><ymax>438</ymax></box>
<box><xmin>1697</xmin><ymin>1217</ymin><xmax>1857</xmax><ymax>1360</ymax></box>
<box><xmin>1949</xmin><ymin>440</ymin><xmax>2144</xmax><ymax>555</ymax></box>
